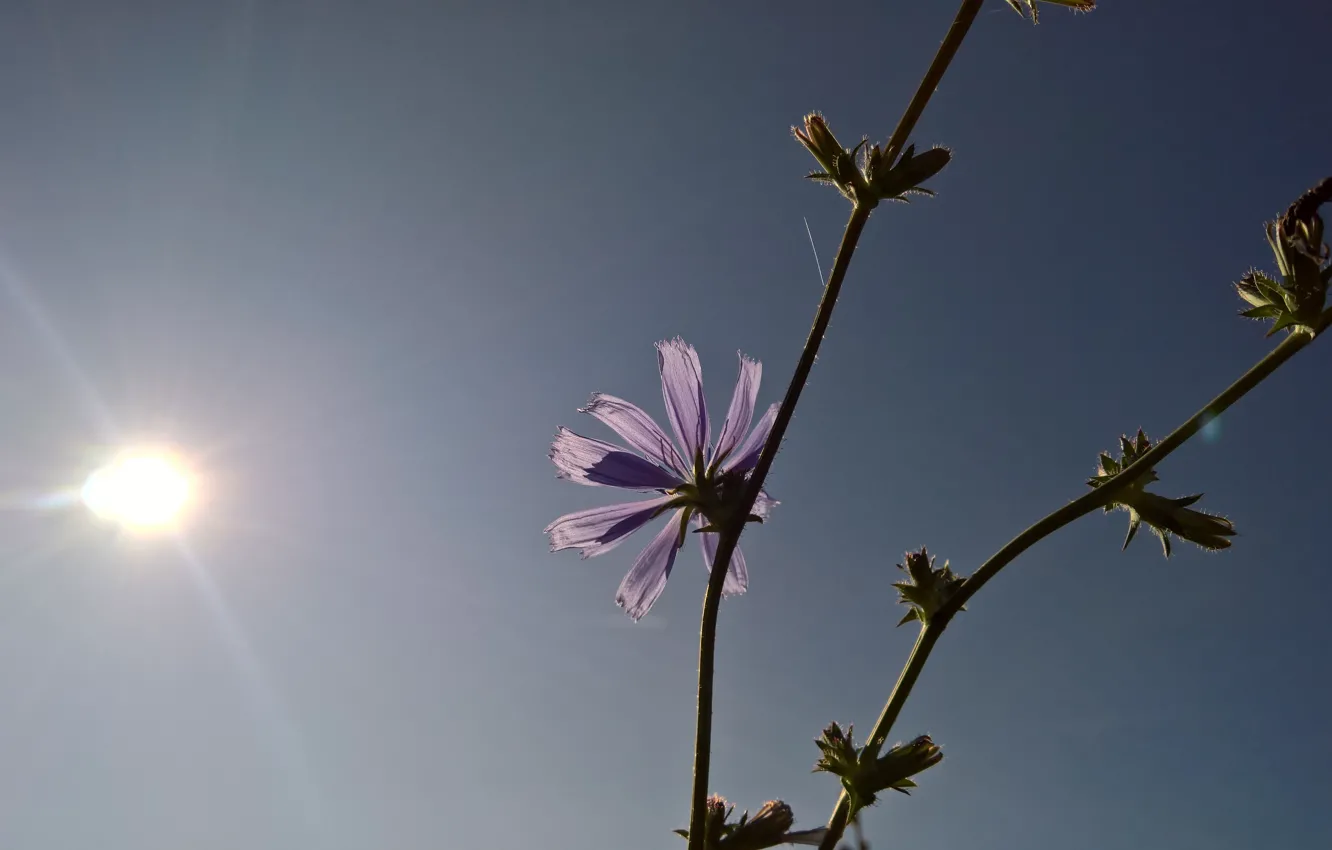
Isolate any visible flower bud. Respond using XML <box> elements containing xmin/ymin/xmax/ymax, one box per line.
<box><xmin>1236</xmin><ymin>178</ymin><xmax>1331</xmax><ymax>338</ymax></box>
<box><xmin>795</xmin><ymin>112</ymin><xmax>950</xmax><ymax>209</ymax></box>
<box><xmin>869</xmin><ymin>735</ymin><xmax>943</xmax><ymax>796</ymax></box>
<box><xmin>813</xmin><ymin>723</ymin><xmax>943</xmax><ymax>822</ymax></box>
<box><xmin>678</xmin><ymin>798</ymin><xmax>830</xmax><ymax>849</ymax></box>
<box><xmin>866</xmin><ymin>144</ymin><xmax>951</xmax><ymax>206</ymax></box>
<box><xmin>1088</xmin><ymin>429</ymin><xmax>1236</xmax><ymax>558</ymax></box>
<box><xmin>893</xmin><ymin>547</ymin><xmax>967</xmax><ymax>627</ymax></box>
<box><xmin>794</xmin><ymin>114</ymin><xmax>868</xmax><ymax>204</ymax></box>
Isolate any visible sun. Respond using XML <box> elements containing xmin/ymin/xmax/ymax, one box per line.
<box><xmin>82</xmin><ymin>450</ymin><xmax>192</xmax><ymax>531</ymax></box>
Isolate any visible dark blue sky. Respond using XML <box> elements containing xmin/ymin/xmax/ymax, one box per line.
<box><xmin>0</xmin><ymin>1</ymin><xmax>1328</xmax><ymax>848</ymax></box>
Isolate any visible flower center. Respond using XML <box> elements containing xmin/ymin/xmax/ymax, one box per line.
<box><xmin>667</xmin><ymin>460</ymin><xmax>753</xmax><ymax>536</ymax></box>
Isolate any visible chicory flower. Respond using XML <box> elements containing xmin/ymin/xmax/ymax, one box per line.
<box><xmin>545</xmin><ymin>338</ymin><xmax>779</xmax><ymax>620</ymax></box>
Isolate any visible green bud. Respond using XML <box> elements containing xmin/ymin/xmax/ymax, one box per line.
<box><xmin>719</xmin><ymin>801</ymin><xmax>792</xmax><ymax>850</ymax></box>
<box><xmin>870</xmin><ymin>735</ymin><xmax>943</xmax><ymax>796</ymax></box>
<box><xmin>813</xmin><ymin>724</ymin><xmax>943</xmax><ymax>823</ymax></box>
<box><xmin>674</xmin><ymin>795</ymin><xmax>734</xmax><ymax>847</ymax></box>
<box><xmin>677</xmin><ymin>798</ymin><xmax>828</xmax><ymax>849</ymax></box>
<box><xmin>892</xmin><ymin>547</ymin><xmax>967</xmax><ymax>627</ymax></box>
<box><xmin>794</xmin><ymin>113</ymin><xmax>870</xmax><ymax>205</ymax></box>
<box><xmin>795</xmin><ymin>113</ymin><xmax>950</xmax><ymax>209</ymax></box>
<box><xmin>813</xmin><ymin>721</ymin><xmax>860</xmax><ymax>778</ymax></box>
<box><xmin>1087</xmin><ymin>429</ymin><xmax>1236</xmax><ymax>558</ymax></box>
<box><xmin>1235</xmin><ymin>178</ymin><xmax>1331</xmax><ymax>338</ymax></box>
<box><xmin>867</xmin><ymin>143</ymin><xmax>951</xmax><ymax>205</ymax></box>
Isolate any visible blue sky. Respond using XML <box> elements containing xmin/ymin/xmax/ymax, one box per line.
<box><xmin>0</xmin><ymin>1</ymin><xmax>1328</xmax><ymax>848</ymax></box>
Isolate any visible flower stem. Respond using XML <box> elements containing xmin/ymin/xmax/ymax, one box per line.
<box><xmin>945</xmin><ymin>303</ymin><xmax>1332</xmax><ymax>619</ymax></box>
<box><xmin>686</xmin><ymin>205</ymin><xmax>872</xmax><ymax>850</ymax></box>
<box><xmin>687</xmin><ymin>3</ymin><xmax>988</xmax><ymax>846</ymax></box>
<box><xmin>817</xmin><ymin>620</ymin><xmax>948</xmax><ymax>850</ymax></box>
<box><xmin>816</xmin><ymin>305</ymin><xmax>1332</xmax><ymax>850</ymax></box>
<box><xmin>881</xmin><ymin>0</ymin><xmax>985</xmax><ymax>163</ymax></box>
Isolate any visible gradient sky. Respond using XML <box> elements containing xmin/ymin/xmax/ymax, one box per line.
<box><xmin>0</xmin><ymin>1</ymin><xmax>1328</xmax><ymax>848</ymax></box>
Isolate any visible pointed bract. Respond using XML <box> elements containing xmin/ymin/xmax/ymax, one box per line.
<box><xmin>1005</xmin><ymin>0</ymin><xmax>1097</xmax><ymax>23</ymax></box>
<box><xmin>1089</xmin><ymin>430</ymin><xmax>1236</xmax><ymax>558</ymax></box>
<box><xmin>813</xmin><ymin>723</ymin><xmax>943</xmax><ymax>823</ymax></box>
<box><xmin>676</xmin><ymin>799</ymin><xmax>829</xmax><ymax>850</ymax></box>
<box><xmin>892</xmin><ymin>547</ymin><xmax>967</xmax><ymax>627</ymax></box>
<box><xmin>1235</xmin><ymin>178</ymin><xmax>1332</xmax><ymax>338</ymax></box>
<box><xmin>795</xmin><ymin>112</ymin><xmax>951</xmax><ymax>208</ymax></box>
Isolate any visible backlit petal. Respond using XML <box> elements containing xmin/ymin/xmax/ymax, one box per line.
<box><xmin>713</xmin><ymin>352</ymin><xmax>761</xmax><ymax>466</ymax></box>
<box><xmin>696</xmin><ymin>517</ymin><xmax>748</xmax><ymax>597</ymax></box>
<box><xmin>580</xmin><ymin>394</ymin><xmax>688</xmax><ymax>477</ymax></box>
<box><xmin>545</xmin><ymin>495</ymin><xmax>675</xmax><ymax>559</ymax></box>
<box><xmin>656</xmin><ymin>338</ymin><xmax>709</xmax><ymax>468</ymax></box>
<box><xmin>723</xmin><ymin>402</ymin><xmax>779</xmax><ymax>473</ymax></box>
<box><xmin>549</xmin><ymin>427</ymin><xmax>682</xmax><ymax>490</ymax></box>
<box><xmin>616</xmin><ymin>509</ymin><xmax>686</xmax><ymax>620</ymax></box>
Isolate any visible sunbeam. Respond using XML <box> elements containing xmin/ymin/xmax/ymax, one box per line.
<box><xmin>173</xmin><ymin>537</ymin><xmax>324</xmax><ymax>838</ymax></box>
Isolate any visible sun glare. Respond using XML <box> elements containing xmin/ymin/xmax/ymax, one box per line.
<box><xmin>82</xmin><ymin>451</ymin><xmax>192</xmax><ymax>531</ymax></box>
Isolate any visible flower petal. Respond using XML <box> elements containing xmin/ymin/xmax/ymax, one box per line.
<box><xmin>545</xmin><ymin>495</ymin><xmax>675</xmax><ymax>559</ymax></box>
<box><xmin>549</xmin><ymin>427</ymin><xmax>682</xmax><ymax>490</ymax></box>
<box><xmin>722</xmin><ymin>402</ymin><xmax>779</xmax><ymax>473</ymax></box>
<box><xmin>713</xmin><ymin>352</ymin><xmax>761</xmax><ymax>466</ymax></box>
<box><xmin>579</xmin><ymin>394</ymin><xmax>687</xmax><ymax>477</ymax></box>
<box><xmin>696</xmin><ymin>517</ymin><xmax>748</xmax><ymax>596</ymax></box>
<box><xmin>616</xmin><ymin>509</ymin><xmax>686</xmax><ymax>620</ymax></box>
<box><xmin>656</xmin><ymin>338</ymin><xmax>709</xmax><ymax>467</ymax></box>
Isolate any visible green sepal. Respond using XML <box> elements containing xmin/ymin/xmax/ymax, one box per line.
<box><xmin>1090</xmin><ymin>430</ymin><xmax>1237</xmax><ymax>559</ymax></box>
<box><xmin>1122</xmin><ymin>514</ymin><xmax>1141</xmax><ymax>550</ymax></box>
<box><xmin>1004</xmin><ymin>0</ymin><xmax>1097</xmax><ymax>24</ymax></box>
<box><xmin>1267</xmin><ymin>312</ymin><xmax>1299</xmax><ymax>336</ymax></box>
<box><xmin>891</xmin><ymin>548</ymin><xmax>966</xmax><ymax>628</ymax></box>
<box><xmin>1097</xmin><ymin>452</ymin><xmax>1120</xmax><ymax>476</ymax></box>
<box><xmin>866</xmin><ymin>143</ymin><xmax>951</xmax><ymax>205</ymax></box>
<box><xmin>1240</xmin><ymin>206</ymin><xmax>1328</xmax><ymax>338</ymax></box>
<box><xmin>812</xmin><ymin>724</ymin><xmax>943</xmax><ymax>825</ymax></box>
<box><xmin>1251</xmin><ymin>271</ymin><xmax>1286</xmax><ymax>303</ymax></box>
<box><xmin>1239</xmin><ymin>305</ymin><xmax>1282</xmax><ymax>320</ymax></box>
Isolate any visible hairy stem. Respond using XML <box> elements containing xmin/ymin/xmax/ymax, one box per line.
<box><xmin>686</xmin><ymin>206</ymin><xmax>872</xmax><ymax>850</ymax></box>
<box><xmin>817</xmin><ymin>305</ymin><xmax>1332</xmax><ymax>849</ymax></box>
<box><xmin>817</xmin><ymin>618</ymin><xmax>948</xmax><ymax>850</ymax></box>
<box><xmin>687</xmin><ymin>2</ymin><xmax>988</xmax><ymax>846</ymax></box>
<box><xmin>882</xmin><ymin>0</ymin><xmax>985</xmax><ymax>164</ymax></box>
<box><xmin>944</xmin><ymin>304</ymin><xmax>1332</xmax><ymax>617</ymax></box>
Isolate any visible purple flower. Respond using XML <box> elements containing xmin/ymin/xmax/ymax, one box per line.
<box><xmin>545</xmin><ymin>338</ymin><xmax>780</xmax><ymax>620</ymax></box>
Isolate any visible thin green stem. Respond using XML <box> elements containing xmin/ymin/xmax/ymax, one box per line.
<box><xmin>821</xmin><ymin>625</ymin><xmax>944</xmax><ymax>844</ymax></box>
<box><xmin>882</xmin><ymin>0</ymin><xmax>985</xmax><ymax>163</ymax></box>
<box><xmin>817</xmin><ymin>306</ymin><xmax>1332</xmax><ymax>850</ymax></box>
<box><xmin>817</xmin><ymin>621</ymin><xmax>947</xmax><ymax>850</ymax></box>
<box><xmin>686</xmin><ymin>206</ymin><xmax>872</xmax><ymax>850</ymax></box>
<box><xmin>688</xmin><ymin>2</ymin><xmax>987</xmax><ymax>846</ymax></box>
<box><xmin>943</xmin><ymin>303</ymin><xmax>1332</xmax><ymax>619</ymax></box>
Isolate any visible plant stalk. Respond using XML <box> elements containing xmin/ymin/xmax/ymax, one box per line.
<box><xmin>817</xmin><ymin>306</ymin><xmax>1332</xmax><ymax>849</ymax></box>
<box><xmin>686</xmin><ymin>206</ymin><xmax>872</xmax><ymax>850</ymax></box>
<box><xmin>687</xmin><ymin>1</ymin><xmax>989</xmax><ymax>846</ymax></box>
